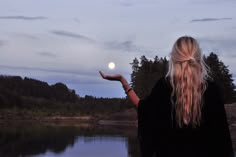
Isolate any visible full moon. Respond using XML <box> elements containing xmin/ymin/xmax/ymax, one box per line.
<box><xmin>108</xmin><ymin>62</ymin><xmax>116</xmax><ymax>70</ymax></box>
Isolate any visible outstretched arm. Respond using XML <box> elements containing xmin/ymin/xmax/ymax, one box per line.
<box><xmin>99</xmin><ymin>71</ymin><xmax>140</xmax><ymax>107</ymax></box>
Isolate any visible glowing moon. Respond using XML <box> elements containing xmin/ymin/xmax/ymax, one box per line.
<box><xmin>108</xmin><ymin>62</ymin><xmax>116</xmax><ymax>70</ymax></box>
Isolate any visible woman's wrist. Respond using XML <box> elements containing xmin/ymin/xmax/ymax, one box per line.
<box><xmin>120</xmin><ymin>76</ymin><xmax>126</xmax><ymax>83</ymax></box>
<box><xmin>125</xmin><ymin>87</ymin><xmax>133</xmax><ymax>94</ymax></box>
<box><xmin>120</xmin><ymin>76</ymin><xmax>128</xmax><ymax>88</ymax></box>
<box><xmin>120</xmin><ymin>77</ymin><xmax>132</xmax><ymax>94</ymax></box>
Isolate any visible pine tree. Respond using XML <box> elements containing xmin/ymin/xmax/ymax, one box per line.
<box><xmin>206</xmin><ymin>52</ymin><xmax>236</xmax><ymax>103</ymax></box>
<box><xmin>130</xmin><ymin>57</ymin><xmax>139</xmax><ymax>91</ymax></box>
<box><xmin>130</xmin><ymin>55</ymin><xmax>168</xmax><ymax>99</ymax></box>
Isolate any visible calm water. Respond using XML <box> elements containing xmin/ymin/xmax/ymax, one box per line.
<box><xmin>1</xmin><ymin>124</ymin><xmax>235</xmax><ymax>157</ymax></box>
<box><xmin>0</xmin><ymin>124</ymin><xmax>141</xmax><ymax>157</ymax></box>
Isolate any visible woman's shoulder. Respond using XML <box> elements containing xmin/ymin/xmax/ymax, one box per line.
<box><xmin>155</xmin><ymin>76</ymin><xmax>172</xmax><ymax>90</ymax></box>
<box><xmin>204</xmin><ymin>78</ymin><xmax>225</xmax><ymax>104</ymax></box>
<box><xmin>141</xmin><ymin>76</ymin><xmax>171</xmax><ymax>102</ymax></box>
<box><xmin>205</xmin><ymin>78</ymin><xmax>222</xmax><ymax>92</ymax></box>
<box><xmin>156</xmin><ymin>76</ymin><xmax>171</xmax><ymax>86</ymax></box>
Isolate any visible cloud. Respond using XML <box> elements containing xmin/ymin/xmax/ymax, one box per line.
<box><xmin>190</xmin><ymin>18</ymin><xmax>232</xmax><ymax>22</ymax></box>
<box><xmin>228</xmin><ymin>54</ymin><xmax>236</xmax><ymax>58</ymax></box>
<box><xmin>197</xmin><ymin>37</ymin><xmax>236</xmax><ymax>59</ymax></box>
<box><xmin>51</xmin><ymin>30</ymin><xmax>95</xmax><ymax>43</ymax></box>
<box><xmin>107</xmin><ymin>0</ymin><xmax>135</xmax><ymax>7</ymax></box>
<box><xmin>14</xmin><ymin>33</ymin><xmax>40</xmax><ymax>40</ymax></box>
<box><xmin>50</xmin><ymin>30</ymin><xmax>150</xmax><ymax>54</ymax></box>
<box><xmin>103</xmin><ymin>40</ymin><xmax>158</xmax><ymax>57</ymax></box>
<box><xmin>110</xmin><ymin>0</ymin><xmax>158</xmax><ymax>7</ymax></box>
<box><xmin>74</xmin><ymin>18</ymin><xmax>80</xmax><ymax>24</ymax></box>
<box><xmin>105</xmin><ymin>40</ymin><xmax>138</xmax><ymax>51</ymax></box>
<box><xmin>37</xmin><ymin>51</ymin><xmax>57</xmax><ymax>58</ymax></box>
<box><xmin>103</xmin><ymin>40</ymin><xmax>150</xmax><ymax>53</ymax></box>
<box><xmin>119</xmin><ymin>2</ymin><xmax>134</xmax><ymax>7</ymax></box>
<box><xmin>0</xmin><ymin>64</ymin><xmax>96</xmax><ymax>77</ymax></box>
<box><xmin>0</xmin><ymin>40</ymin><xmax>5</xmax><ymax>46</ymax></box>
<box><xmin>197</xmin><ymin>37</ymin><xmax>236</xmax><ymax>53</ymax></box>
<box><xmin>0</xmin><ymin>64</ymin><xmax>104</xmax><ymax>87</ymax></box>
<box><xmin>197</xmin><ymin>36</ymin><xmax>236</xmax><ymax>78</ymax></box>
<box><xmin>0</xmin><ymin>16</ymin><xmax>47</xmax><ymax>20</ymax></box>
<box><xmin>43</xmin><ymin>74</ymin><xmax>103</xmax><ymax>85</ymax></box>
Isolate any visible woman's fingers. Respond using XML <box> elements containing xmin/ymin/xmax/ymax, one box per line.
<box><xmin>99</xmin><ymin>71</ymin><xmax>121</xmax><ymax>81</ymax></box>
<box><xmin>99</xmin><ymin>71</ymin><xmax>110</xmax><ymax>79</ymax></box>
<box><xmin>99</xmin><ymin>71</ymin><xmax>106</xmax><ymax>78</ymax></box>
<box><xmin>99</xmin><ymin>71</ymin><xmax>112</xmax><ymax>80</ymax></box>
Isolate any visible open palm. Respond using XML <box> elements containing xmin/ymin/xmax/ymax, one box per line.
<box><xmin>99</xmin><ymin>71</ymin><xmax>122</xmax><ymax>81</ymax></box>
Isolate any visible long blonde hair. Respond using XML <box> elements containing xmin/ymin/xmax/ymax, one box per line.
<box><xmin>166</xmin><ymin>36</ymin><xmax>210</xmax><ymax>127</ymax></box>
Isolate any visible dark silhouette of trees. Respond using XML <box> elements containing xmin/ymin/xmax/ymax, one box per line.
<box><xmin>130</xmin><ymin>56</ymin><xmax>168</xmax><ymax>99</ymax></box>
<box><xmin>205</xmin><ymin>52</ymin><xmax>236</xmax><ymax>103</ymax></box>
<box><xmin>130</xmin><ymin>53</ymin><xmax>235</xmax><ymax>103</ymax></box>
<box><xmin>0</xmin><ymin>76</ymin><xmax>78</xmax><ymax>107</ymax></box>
<box><xmin>0</xmin><ymin>75</ymin><xmax>132</xmax><ymax>116</ymax></box>
<box><xmin>77</xmin><ymin>96</ymin><xmax>131</xmax><ymax>115</ymax></box>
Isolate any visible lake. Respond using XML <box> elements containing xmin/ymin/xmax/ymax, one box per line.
<box><xmin>0</xmin><ymin>122</ymin><xmax>235</xmax><ymax>157</ymax></box>
<box><xmin>0</xmin><ymin>123</ymin><xmax>141</xmax><ymax>157</ymax></box>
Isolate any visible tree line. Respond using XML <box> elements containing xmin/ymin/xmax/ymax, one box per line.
<box><xmin>0</xmin><ymin>76</ymin><xmax>78</xmax><ymax>107</ymax></box>
<box><xmin>0</xmin><ymin>76</ymin><xmax>132</xmax><ymax>116</ymax></box>
<box><xmin>0</xmin><ymin>52</ymin><xmax>235</xmax><ymax>118</ymax></box>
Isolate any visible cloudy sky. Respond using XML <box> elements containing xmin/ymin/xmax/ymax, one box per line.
<box><xmin>0</xmin><ymin>0</ymin><xmax>235</xmax><ymax>98</ymax></box>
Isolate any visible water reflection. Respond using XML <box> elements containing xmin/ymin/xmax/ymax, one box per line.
<box><xmin>0</xmin><ymin>124</ymin><xmax>141</xmax><ymax>157</ymax></box>
<box><xmin>35</xmin><ymin>137</ymin><xmax>128</xmax><ymax>157</ymax></box>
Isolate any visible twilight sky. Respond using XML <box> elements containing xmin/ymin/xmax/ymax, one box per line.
<box><xmin>0</xmin><ymin>0</ymin><xmax>235</xmax><ymax>97</ymax></box>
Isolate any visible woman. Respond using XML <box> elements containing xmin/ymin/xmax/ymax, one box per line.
<box><xmin>99</xmin><ymin>36</ymin><xmax>234</xmax><ymax>157</ymax></box>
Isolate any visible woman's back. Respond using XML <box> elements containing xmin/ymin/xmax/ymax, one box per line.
<box><xmin>99</xmin><ymin>36</ymin><xmax>234</xmax><ymax>157</ymax></box>
<box><xmin>138</xmin><ymin>77</ymin><xmax>234</xmax><ymax>157</ymax></box>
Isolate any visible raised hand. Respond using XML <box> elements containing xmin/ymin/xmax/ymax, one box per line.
<box><xmin>99</xmin><ymin>71</ymin><xmax>123</xmax><ymax>81</ymax></box>
<box><xmin>99</xmin><ymin>70</ymin><xmax>139</xmax><ymax>106</ymax></box>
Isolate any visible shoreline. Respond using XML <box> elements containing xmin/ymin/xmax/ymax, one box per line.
<box><xmin>0</xmin><ymin>115</ymin><xmax>138</xmax><ymax>128</ymax></box>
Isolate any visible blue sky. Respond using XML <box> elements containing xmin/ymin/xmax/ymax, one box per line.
<box><xmin>0</xmin><ymin>0</ymin><xmax>236</xmax><ymax>97</ymax></box>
